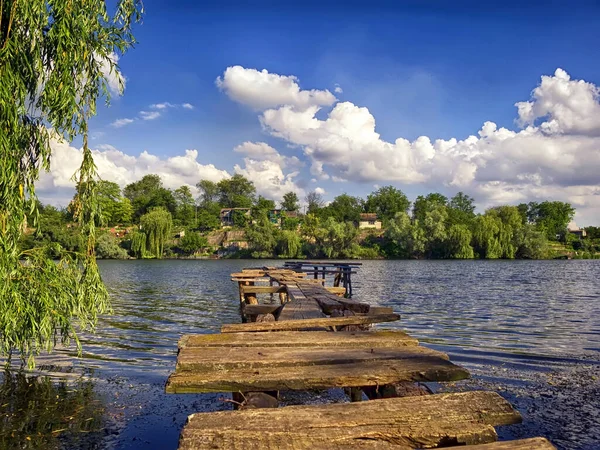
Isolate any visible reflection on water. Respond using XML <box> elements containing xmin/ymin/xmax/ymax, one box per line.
<box><xmin>2</xmin><ymin>259</ymin><xmax>599</xmax><ymax>449</ymax></box>
<box><xmin>0</xmin><ymin>370</ymin><xmax>105</xmax><ymax>449</ymax></box>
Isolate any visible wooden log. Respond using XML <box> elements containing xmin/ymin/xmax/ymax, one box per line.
<box><xmin>178</xmin><ymin>330</ymin><xmax>419</xmax><ymax>349</ymax></box>
<box><xmin>177</xmin><ymin>391</ymin><xmax>520</xmax><ymax>449</ymax></box>
<box><xmin>220</xmin><ymin>314</ymin><xmax>400</xmax><ymax>333</ymax></box>
<box><xmin>176</xmin><ymin>345</ymin><xmax>451</xmax><ymax>372</ymax></box>
<box><xmin>166</xmin><ymin>355</ymin><xmax>469</xmax><ymax>393</ymax></box>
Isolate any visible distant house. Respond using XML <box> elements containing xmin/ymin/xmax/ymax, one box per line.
<box><xmin>220</xmin><ymin>208</ymin><xmax>251</xmax><ymax>227</ymax></box>
<box><xmin>358</xmin><ymin>213</ymin><xmax>382</xmax><ymax>230</ymax></box>
<box><xmin>567</xmin><ymin>221</ymin><xmax>587</xmax><ymax>238</ymax></box>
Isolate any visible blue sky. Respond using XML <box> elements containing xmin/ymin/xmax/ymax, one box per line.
<box><xmin>45</xmin><ymin>1</ymin><xmax>600</xmax><ymax>224</ymax></box>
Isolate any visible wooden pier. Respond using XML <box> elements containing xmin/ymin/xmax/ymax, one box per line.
<box><xmin>166</xmin><ymin>264</ymin><xmax>555</xmax><ymax>449</ymax></box>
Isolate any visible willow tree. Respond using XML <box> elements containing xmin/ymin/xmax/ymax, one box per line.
<box><xmin>138</xmin><ymin>207</ymin><xmax>172</xmax><ymax>258</ymax></box>
<box><xmin>0</xmin><ymin>0</ymin><xmax>142</xmax><ymax>366</ymax></box>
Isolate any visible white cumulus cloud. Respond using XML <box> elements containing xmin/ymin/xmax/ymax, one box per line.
<box><xmin>38</xmin><ymin>139</ymin><xmax>231</xmax><ymax>205</ymax></box>
<box><xmin>182</xmin><ymin>103</ymin><xmax>195</xmax><ymax>110</ymax></box>
<box><xmin>216</xmin><ymin>65</ymin><xmax>337</xmax><ymax>111</ymax></box>
<box><xmin>221</xmin><ymin>67</ymin><xmax>600</xmax><ymax>224</ymax></box>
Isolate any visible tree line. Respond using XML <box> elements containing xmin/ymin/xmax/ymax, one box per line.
<box><xmin>21</xmin><ymin>174</ymin><xmax>599</xmax><ymax>260</ymax></box>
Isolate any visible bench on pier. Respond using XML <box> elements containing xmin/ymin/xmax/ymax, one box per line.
<box><xmin>177</xmin><ymin>391</ymin><xmax>556</xmax><ymax>450</ymax></box>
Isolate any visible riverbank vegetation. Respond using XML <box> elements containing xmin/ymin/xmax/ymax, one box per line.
<box><xmin>21</xmin><ymin>174</ymin><xmax>600</xmax><ymax>261</ymax></box>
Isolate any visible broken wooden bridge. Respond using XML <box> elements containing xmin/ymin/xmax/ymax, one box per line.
<box><xmin>166</xmin><ymin>265</ymin><xmax>555</xmax><ymax>449</ymax></box>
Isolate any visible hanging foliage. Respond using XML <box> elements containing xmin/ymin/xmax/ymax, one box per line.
<box><xmin>139</xmin><ymin>208</ymin><xmax>173</xmax><ymax>258</ymax></box>
<box><xmin>130</xmin><ymin>230</ymin><xmax>148</xmax><ymax>259</ymax></box>
<box><xmin>0</xmin><ymin>0</ymin><xmax>142</xmax><ymax>366</ymax></box>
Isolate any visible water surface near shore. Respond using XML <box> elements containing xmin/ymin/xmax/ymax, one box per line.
<box><xmin>1</xmin><ymin>260</ymin><xmax>599</xmax><ymax>449</ymax></box>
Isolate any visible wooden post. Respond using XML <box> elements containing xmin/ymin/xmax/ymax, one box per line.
<box><xmin>346</xmin><ymin>387</ymin><xmax>363</xmax><ymax>402</ymax></box>
<box><xmin>243</xmin><ymin>280</ymin><xmax>258</xmax><ymax>305</ymax></box>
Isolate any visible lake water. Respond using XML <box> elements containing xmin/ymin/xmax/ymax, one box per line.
<box><xmin>1</xmin><ymin>260</ymin><xmax>599</xmax><ymax>449</ymax></box>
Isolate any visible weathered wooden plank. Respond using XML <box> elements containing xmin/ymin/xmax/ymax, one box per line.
<box><xmin>365</xmin><ymin>306</ymin><xmax>394</xmax><ymax>315</ymax></box>
<box><xmin>178</xmin><ymin>330</ymin><xmax>419</xmax><ymax>349</ymax></box>
<box><xmin>220</xmin><ymin>314</ymin><xmax>400</xmax><ymax>333</ymax></box>
<box><xmin>297</xmin><ymin>282</ymin><xmax>372</xmax><ymax>314</ymax></box>
<box><xmin>240</xmin><ymin>285</ymin><xmax>286</xmax><ymax>294</ymax></box>
<box><xmin>166</xmin><ymin>355</ymin><xmax>469</xmax><ymax>393</ymax></box>
<box><xmin>241</xmin><ymin>304</ymin><xmax>282</xmax><ymax>317</ymax></box>
<box><xmin>447</xmin><ymin>438</ymin><xmax>556</xmax><ymax>449</ymax></box>
<box><xmin>177</xmin><ymin>391</ymin><xmax>520</xmax><ymax>449</ymax></box>
<box><xmin>176</xmin><ymin>345</ymin><xmax>450</xmax><ymax>371</ymax></box>
<box><xmin>278</xmin><ymin>284</ymin><xmax>325</xmax><ymax>321</ymax></box>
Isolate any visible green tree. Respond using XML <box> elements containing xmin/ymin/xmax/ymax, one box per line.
<box><xmin>123</xmin><ymin>174</ymin><xmax>176</xmax><ymax>220</ymax></box>
<box><xmin>196</xmin><ymin>179</ymin><xmax>219</xmax><ymax>207</ymax></box>
<box><xmin>138</xmin><ymin>207</ymin><xmax>173</xmax><ymax>258</ymax></box>
<box><xmin>255</xmin><ymin>195</ymin><xmax>276</xmax><ymax>212</ymax></box>
<box><xmin>315</xmin><ymin>218</ymin><xmax>359</xmax><ymax>258</ymax></box>
<box><xmin>412</xmin><ymin>193</ymin><xmax>448</xmax><ymax>223</ymax></box>
<box><xmin>246</xmin><ymin>214</ymin><xmax>277</xmax><ymax>257</ymax></box>
<box><xmin>95</xmin><ymin>233</ymin><xmax>128</xmax><ymax>259</ymax></box>
<box><xmin>323</xmin><ymin>194</ymin><xmax>363</xmax><ymax>223</ymax></box>
<box><xmin>197</xmin><ymin>203</ymin><xmax>221</xmax><ymax>231</ymax></box>
<box><xmin>217</xmin><ymin>174</ymin><xmax>256</xmax><ymax>208</ymax></box>
<box><xmin>305</xmin><ymin>191</ymin><xmax>324</xmax><ymax>214</ymax></box>
<box><xmin>585</xmin><ymin>226</ymin><xmax>600</xmax><ymax>239</ymax></box>
<box><xmin>173</xmin><ymin>185</ymin><xmax>196</xmax><ymax>227</ymax></box>
<box><xmin>472</xmin><ymin>214</ymin><xmax>502</xmax><ymax>259</ymax></box>
<box><xmin>385</xmin><ymin>212</ymin><xmax>426</xmax><ymax>258</ymax></box>
<box><xmin>112</xmin><ymin>196</ymin><xmax>133</xmax><ymax>225</ymax></box>
<box><xmin>177</xmin><ymin>232</ymin><xmax>208</xmax><ymax>255</ymax></box>
<box><xmin>94</xmin><ymin>181</ymin><xmax>121</xmax><ymax>226</ymax></box>
<box><xmin>515</xmin><ymin>224</ymin><xmax>548</xmax><ymax>259</ymax></box>
<box><xmin>276</xmin><ymin>230</ymin><xmax>302</xmax><ymax>258</ymax></box>
<box><xmin>528</xmin><ymin>201</ymin><xmax>575</xmax><ymax>241</ymax></box>
<box><xmin>448</xmin><ymin>192</ymin><xmax>476</xmax><ymax>226</ymax></box>
<box><xmin>281</xmin><ymin>191</ymin><xmax>299</xmax><ymax>211</ymax></box>
<box><xmin>446</xmin><ymin>224</ymin><xmax>474</xmax><ymax>259</ymax></box>
<box><xmin>0</xmin><ymin>0</ymin><xmax>141</xmax><ymax>365</ymax></box>
<box><xmin>422</xmin><ymin>204</ymin><xmax>449</xmax><ymax>258</ymax></box>
<box><xmin>364</xmin><ymin>186</ymin><xmax>410</xmax><ymax>225</ymax></box>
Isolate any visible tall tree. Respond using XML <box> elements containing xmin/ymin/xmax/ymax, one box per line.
<box><xmin>364</xmin><ymin>186</ymin><xmax>410</xmax><ymax>225</ymax></box>
<box><xmin>412</xmin><ymin>193</ymin><xmax>448</xmax><ymax>223</ymax></box>
<box><xmin>324</xmin><ymin>194</ymin><xmax>363</xmax><ymax>223</ymax></box>
<box><xmin>448</xmin><ymin>192</ymin><xmax>476</xmax><ymax>226</ymax></box>
<box><xmin>123</xmin><ymin>174</ymin><xmax>176</xmax><ymax>219</ymax></box>
<box><xmin>217</xmin><ymin>174</ymin><xmax>256</xmax><ymax>208</ymax></box>
<box><xmin>0</xmin><ymin>0</ymin><xmax>141</xmax><ymax>365</ymax></box>
<box><xmin>173</xmin><ymin>185</ymin><xmax>196</xmax><ymax>227</ymax></box>
<box><xmin>137</xmin><ymin>208</ymin><xmax>172</xmax><ymax>259</ymax></box>
<box><xmin>527</xmin><ymin>201</ymin><xmax>575</xmax><ymax>241</ymax></box>
<box><xmin>305</xmin><ymin>191</ymin><xmax>324</xmax><ymax>214</ymax></box>
<box><xmin>281</xmin><ymin>191</ymin><xmax>300</xmax><ymax>211</ymax></box>
<box><xmin>196</xmin><ymin>180</ymin><xmax>219</xmax><ymax>207</ymax></box>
